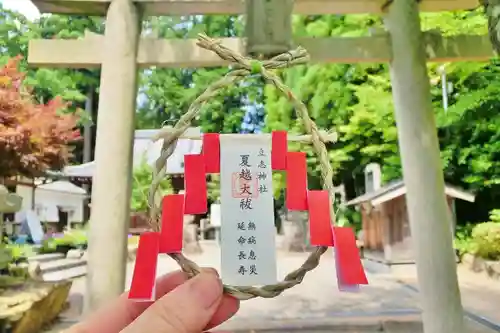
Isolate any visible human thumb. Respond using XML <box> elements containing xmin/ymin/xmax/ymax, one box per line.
<box><xmin>122</xmin><ymin>270</ymin><xmax>224</xmax><ymax>333</ymax></box>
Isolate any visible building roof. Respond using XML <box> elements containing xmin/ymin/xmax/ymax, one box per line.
<box><xmin>36</xmin><ymin>180</ymin><xmax>87</xmax><ymax>196</ymax></box>
<box><xmin>56</xmin><ymin>127</ymin><xmax>202</xmax><ymax>178</ymax></box>
<box><xmin>345</xmin><ymin>180</ymin><xmax>475</xmax><ymax>207</ymax></box>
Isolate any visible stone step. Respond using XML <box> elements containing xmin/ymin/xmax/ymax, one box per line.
<box><xmin>36</xmin><ymin>245</ymin><xmax>138</xmax><ymax>283</ymax></box>
<box><xmin>39</xmin><ymin>258</ymin><xmax>87</xmax><ymax>274</ymax></box>
<box><xmin>28</xmin><ymin>253</ymin><xmax>65</xmax><ymax>262</ymax></box>
<box><xmin>42</xmin><ymin>265</ymin><xmax>87</xmax><ymax>282</ymax></box>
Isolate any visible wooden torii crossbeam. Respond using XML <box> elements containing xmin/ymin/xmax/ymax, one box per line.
<box><xmin>27</xmin><ymin>1</ymin><xmax>481</xmax><ymax>332</ymax></box>
<box><xmin>30</xmin><ymin>0</ymin><xmax>479</xmax><ymax>15</ymax></box>
<box><xmin>28</xmin><ymin>31</ymin><xmax>495</xmax><ymax>68</ymax></box>
<box><xmin>28</xmin><ymin>0</ymin><xmax>492</xmax><ymax>68</ymax></box>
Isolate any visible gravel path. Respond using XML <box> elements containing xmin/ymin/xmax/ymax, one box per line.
<box><xmin>56</xmin><ymin>243</ymin><xmax>497</xmax><ymax>332</ymax></box>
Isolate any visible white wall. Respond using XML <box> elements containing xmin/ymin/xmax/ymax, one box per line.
<box><xmin>33</xmin><ymin>190</ymin><xmax>85</xmax><ymax>223</ymax></box>
<box><xmin>16</xmin><ymin>180</ymin><xmax>86</xmax><ymax>224</ymax></box>
<box><xmin>16</xmin><ymin>184</ymin><xmax>33</xmax><ymax>211</ymax></box>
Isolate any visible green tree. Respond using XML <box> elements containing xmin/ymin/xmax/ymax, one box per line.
<box><xmin>4</xmin><ymin>6</ymin><xmax>500</xmax><ymax>224</ymax></box>
<box><xmin>139</xmin><ymin>15</ymin><xmax>260</xmax><ymax>135</ymax></box>
<box><xmin>0</xmin><ymin>6</ymin><xmax>102</xmax><ymax>105</ymax></box>
<box><xmin>0</xmin><ymin>6</ymin><xmax>103</xmax><ymax>164</ymax></box>
<box><xmin>131</xmin><ymin>161</ymin><xmax>172</xmax><ymax>212</ymax></box>
<box><xmin>265</xmin><ymin>10</ymin><xmax>500</xmax><ymax>225</ymax></box>
<box><xmin>421</xmin><ymin>10</ymin><xmax>500</xmax><ymax>222</ymax></box>
<box><xmin>0</xmin><ymin>57</ymin><xmax>80</xmax><ymax>177</ymax></box>
<box><xmin>265</xmin><ymin>14</ymin><xmax>396</xmax><ymax>198</ymax></box>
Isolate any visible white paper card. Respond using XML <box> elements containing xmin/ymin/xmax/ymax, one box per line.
<box><xmin>219</xmin><ymin>134</ymin><xmax>277</xmax><ymax>286</ymax></box>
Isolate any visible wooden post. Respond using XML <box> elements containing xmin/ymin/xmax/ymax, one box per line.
<box><xmin>85</xmin><ymin>0</ymin><xmax>142</xmax><ymax>312</ymax></box>
<box><xmin>83</xmin><ymin>86</ymin><xmax>93</xmax><ymax>197</ymax></box>
<box><xmin>245</xmin><ymin>0</ymin><xmax>294</xmax><ymax>57</ymax></box>
<box><xmin>83</xmin><ymin>86</ymin><xmax>93</xmax><ymax>165</ymax></box>
<box><xmin>384</xmin><ymin>1</ymin><xmax>465</xmax><ymax>332</ymax></box>
<box><xmin>379</xmin><ymin>205</ymin><xmax>392</xmax><ymax>263</ymax></box>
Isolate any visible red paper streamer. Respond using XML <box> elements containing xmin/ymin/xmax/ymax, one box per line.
<box><xmin>286</xmin><ymin>152</ymin><xmax>308</xmax><ymax>210</ymax></box>
<box><xmin>333</xmin><ymin>227</ymin><xmax>368</xmax><ymax>286</ymax></box>
<box><xmin>128</xmin><ymin>232</ymin><xmax>160</xmax><ymax>300</ymax></box>
<box><xmin>184</xmin><ymin>154</ymin><xmax>208</xmax><ymax>214</ymax></box>
<box><xmin>202</xmin><ymin>133</ymin><xmax>220</xmax><ymax>174</ymax></box>
<box><xmin>271</xmin><ymin>131</ymin><xmax>287</xmax><ymax>170</ymax></box>
<box><xmin>308</xmin><ymin>190</ymin><xmax>334</xmax><ymax>246</ymax></box>
<box><xmin>160</xmin><ymin>194</ymin><xmax>184</xmax><ymax>253</ymax></box>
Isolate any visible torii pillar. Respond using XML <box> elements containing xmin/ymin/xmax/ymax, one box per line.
<box><xmin>385</xmin><ymin>1</ymin><xmax>464</xmax><ymax>332</ymax></box>
<box><xmin>85</xmin><ymin>0</ymin><xmax>142</xmax><ymax>312</ymax></box>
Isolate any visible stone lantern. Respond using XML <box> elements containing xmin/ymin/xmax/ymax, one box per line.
<box><xmin>0</xmin><ymin>185</ymin><xmax>23</xmax><ymax>270</ymax></box>
<box><xmin>245</xmin><ymin>0</ymin><xmax>294</xmax><ymax>58</ymax></box>
<box><xmin>0</xmin><ymin>185</ymin><xmax>22</xmax><ymax>214</ymax></box>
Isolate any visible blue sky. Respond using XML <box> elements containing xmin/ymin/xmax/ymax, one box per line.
<box><xmin>1</xmin><ymin>0</ymin><xmax>40</xmax><ymax>20</ymax></box>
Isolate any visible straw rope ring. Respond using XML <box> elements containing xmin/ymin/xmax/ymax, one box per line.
<box><xmin>147</xmin><ymin>33</ymin><xmax>336</xmax><ymax>301</ymax></box>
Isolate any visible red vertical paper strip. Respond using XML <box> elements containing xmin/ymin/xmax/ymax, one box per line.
<box><xmin>271</xmin><ymin>131</ymin><xmax>287</xmax><ymax>170</ymax></box>
<box><xmin>184</xmin><ymin>154</ymin><xmax>208</xmax><ymax>214</ymax></box>
<box><xmin>308</xmin><ymin>190</ymin><xmax>334</xmax><ymax>246</ymax></box>
<box><xmin>333</xmin><ymin>226</ymin><xmax>368</xmax><ymax>286</ymax></box>
<box><xmin>334</xmin><ymin>249</ymin><xmax>360</xmax><ymax>292</ymax></box>
<box><xmin>202</xmin><ymin>133</ymin><xmax>220</xmax><ymax>174</ymax></box>
<box><xmin>286</xmin><ymin>152</ymin><xmax>308</xmax><ymax>210</ymax></box>
<box><xmin>128</xmin><ymin>232</ymin><xmax>160</xmax><ymax>301</ymax></box>
<box><xmin>159</xmin><ymin>194</ymin><xmax>184</xmax><ymax>253</ymax></box>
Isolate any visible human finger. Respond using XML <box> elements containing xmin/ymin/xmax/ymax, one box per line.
<box><xmin>123</xmin><ymin>269</ymin><xmax>239</xmax><ymax>331</ymax></box>
<box><xmin>122</xmin><ymin>270</ymin><xmax>224</xmax><ymax>333</ymax></box>
<box><xmin>68</xmin><ymin>270</ymin><xmax>189</xmax><ymax>333</ymax></box>
<box><xmin>67</xmin><ymin>268</ymin><xmax>239</xmax><ymax>333</ymax></box>
<box><xmin>205</xmin><ymin>294</ymin><xmax>239</xmax><ymax>330</ymax></box>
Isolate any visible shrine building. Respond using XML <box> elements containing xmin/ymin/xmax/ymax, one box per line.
<box><xmin>346</xmin><ymin>163</ymin><xmax>475</xmax><ymax>265</ymax></box>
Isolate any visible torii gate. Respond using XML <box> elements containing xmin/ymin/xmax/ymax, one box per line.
<box><xmin>27</xmin><ymin>0</ymin><xmax>492</xmax><ymax>332</ymax></box>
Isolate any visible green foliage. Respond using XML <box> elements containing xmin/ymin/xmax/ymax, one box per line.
<box><xmin>265</xmin><ymin>14</ymin><xmax>399</xmax><ymax>197</ymax></box>
<box><xmin>2</xmin><ymin>5</ymin><xmax>500</xmax><ymax>228</ymax></box>
<box><xmin>0</xmin><ymin>237</ymin><xmax>37</xmax><ymax>259</ymax></box>
<box><xmin>207</xmin><ymin>175</ymin><xmax>220</xmax><ymax>202</ymax></box>
<box><xmin>454</xmin><ymin>223</ymin><xmax>476</xmax><ymax>257</ymax></box>
<box><xmin>455</xmin><ymin>210</ymin><xmax>500</xmax><ymax>260</ymax></box>
<box><xmin>0</xmin><ymin>246</ymin><xmax>13</xmax><ymax>270</ymax></box>
<box><xmin>0</xmin><ymin>6</ymin><xmax>104</xmax><ymax>166</ymax></box>
<box><xmin>0</xmin><ymin>241</ymin><xmax>36</xmax><ymax>282</ymax></box>
<box><xmin>138</xmin><ymin>15</ymin><xmax>250</xmax><ymax>133</ymax></box>
<box><xmin>6</xmin><ymin>243</ymin><xmax>36</xmax><ymax>261</ymax></box>
<box><xmin>490</xmin><ymin>209</ymin><xmax>500</xmax><ymax>222</ymax></box>
<box><xmin>139</xmin><ymin>15</ymin><xmax>265</xmax><ymax>202</ymax></box>
<box><xmin>131</xmin><ymin>161</ymin><xmax>172</xmax><ymax>212</ymax></box>
<box><xmin>0</xmin><ymin>7</ymin><xmax>102</xmax><ymax>104</ymax></box>
<box><xmin>470</xmin><ymin>222</ymin><xmax>500</xmax><ymax>260</ymax></box>
<box><xmin>0</xmin><ymin>242</ymin><xmax>35</xmax><ymax>276</ymax></box>
<box><xmin>140</xmin><ymin>12</ymin><xmax>500</xmax><ymax>226</ymax></box>
<box><xmin>419</xmin><ymin>10</ymin><xmax>500</xmax><ymax>222</ymax></box>
<box><xmin>265</xmin><ymin>11</ymin><xmax>500</xmax><ymax>224</ymax></box>
<box><xmin>40</xmin><ymin>229</ymin><xmax>88</xmax><ymax>253</ymax></box>
<box><xmin>338</xmin><ymin>206</ymin><xmax>362</xmax><ymax>230</ymax></box>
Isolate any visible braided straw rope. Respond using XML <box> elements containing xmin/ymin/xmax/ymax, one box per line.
<box><xmin>148</xmin><ymin>34</ymin><xmax>336</xmax><ymax>300</ymax></box>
